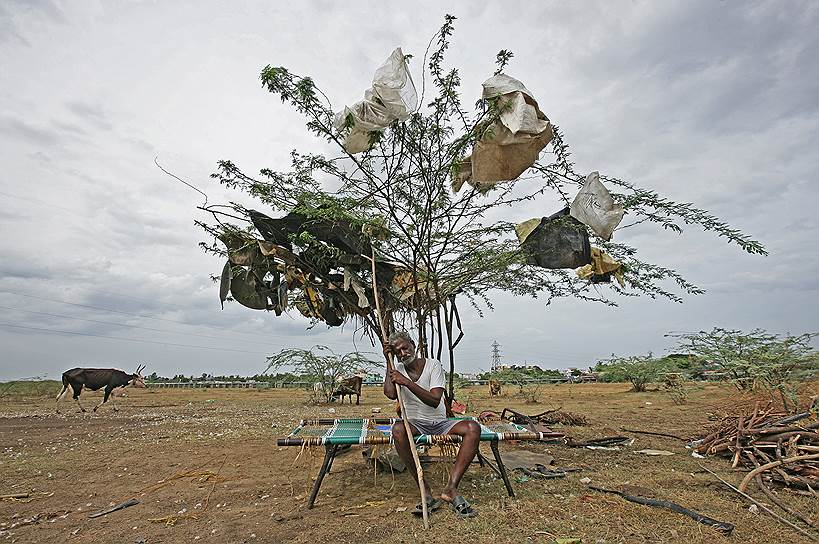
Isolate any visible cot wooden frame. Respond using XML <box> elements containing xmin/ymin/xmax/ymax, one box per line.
<box><xmin>276</xmin><ymin>417</ymin><xmax>564</xmax><ymax>508</ymax></box>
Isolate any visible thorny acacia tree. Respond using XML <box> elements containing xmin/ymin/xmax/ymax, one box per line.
<box><xmin>199</xmin><ymin>16</ymin><xmax>765</xmax><ymax>395</ymax></box>
<box><xmin>595</xmin><ymin>354</ymin><xmax>678</xmax><ymax>393</ymax></box>
<box><xmin>264</xmin><ymin>347</ymin><xmax>377</xmax><ymax>404</ymax></box>
<box><xmin>668</xmin><ymin>328</ymin><xmax>818</xmax><ymax>412</ymax></box>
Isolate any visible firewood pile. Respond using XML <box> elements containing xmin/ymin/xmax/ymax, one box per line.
<box><xmin>695</xmin><ymin>404</ymin><xmax>819</xmax><ymax>490</ymax></box>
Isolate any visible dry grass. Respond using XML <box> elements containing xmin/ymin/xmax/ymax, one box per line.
<box><xmin>0</xmin><ymin>382</ymin><xmax>816</xmax><ymax>543</ymax></box>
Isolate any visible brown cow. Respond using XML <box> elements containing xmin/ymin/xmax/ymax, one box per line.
<box><xmin>332</xmin><ymin>375</ymin><xmax>363</xmax><ymax>405</ymax></box>
<box><xmin>489</xmin><ymin>379</ymin><xmax>502</xmax><ymax>396</ymax></box>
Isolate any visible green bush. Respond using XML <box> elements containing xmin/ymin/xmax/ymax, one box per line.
<box><xmin>595</xmin><ymin>354</ymin><xmax>677</xmax><ymax>392</ymax></box>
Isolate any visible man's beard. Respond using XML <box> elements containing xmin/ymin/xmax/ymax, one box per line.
<box><xmin>399</xmin><ymin>351</ymin><xmax>416</xmax><ymax>365</ymax></box>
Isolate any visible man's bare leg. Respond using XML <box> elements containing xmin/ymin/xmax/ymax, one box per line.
<box><xmin>440</xmin><ymin>420</ymin><xmax>481</xmax><ymax>502</ymax></box>
<box><xmin>390</xmin><ymin>422</ymin><xmax>432</xmax><ymax>496</ymax></box>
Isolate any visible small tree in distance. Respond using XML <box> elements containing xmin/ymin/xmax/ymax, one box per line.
<box><xmin>596</xmin><ymin>354</ymin><xmax>677</xmax><ymax>392</ymax></box>
<box><xmin>264</xmin><ymin>346</ymin><xmax>379</xmax><ymax>404</ymax></box>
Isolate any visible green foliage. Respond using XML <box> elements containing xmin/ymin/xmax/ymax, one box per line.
<box><xmin>264</xmin><ymin>346</ymin><xmax>379</xmax><ymax>404</ymax></box>
<box><xmin>477</xmin><ymin>367</ymin><xmax>564</xmax><ymax>381</ymax></box>
<box><xmin>669</xmin><ymin>328</ymin><xmax>819</xmax><ymax>411</ymax></box>
<box><xmin>596</xmin><ymin>354</ymin><xmax>678</xmax><ymax>392</ymax></box>
<box><xmin>494</xmin><ymin>50</ymin><xmax>514</xmax><ymax>75</ymax></box>
<box><xmin>482</xmin><ymin>368</ymin><xmax>560</xmax><ymax>402</ymax></box>
<box><xmin>446</xmin><ymin>371</ymin><xmax>471</xmax><ymax>391</ymax></box>
<box><xmin>199</xmin><ymin>15</ymin><xmax>765</xmax><ymax>391</ymax></box>
<box><xmin>0</xmin><ymin>380</ymin><xmax>61</xmax><ymax>398</ymax></box>
<box><xmin>661</xmin><ymin>372</ymin><xmax>689</xmax><ymax>405</ymax></box>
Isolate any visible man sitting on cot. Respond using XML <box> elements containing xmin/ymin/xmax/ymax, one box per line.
<box><xmin>383</xmin><ymin>331</ymin><xmax>480</xmax><ymax>518</ymax></box>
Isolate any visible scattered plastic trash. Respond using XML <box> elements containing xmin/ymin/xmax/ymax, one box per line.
<box><xmin>569</xmin><ymin>171</ymin><xmax>624</xmax><ymax>241</ymax></box>
<box><xmin>453</xmin><ymin>74</ymin><xmax>553</xmax><ymax>193</ymax></box>
<box><xmin>517</xmin><ymin>208</ymin><xmax>592</xmax><ymax>269</ymax></box>
<box><xmin>635</xmin><ymin>449</ymin><xmax>675</xmax><ymax>456</ymax></box>
<box><xmin>334</xmin><ymin>48</ymin><xmax>417</xmax><ymax>153</ymax></box>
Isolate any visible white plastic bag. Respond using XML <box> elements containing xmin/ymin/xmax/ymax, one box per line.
<box><xmin>569</xmin><ymin>171</ymin><xmax>624</xmax><ymax>241</ymax></box>
<box><xmin>334</xmin><ymin>48</ymin><xmax>417</xmax><ymax>153</ymax></box>
<box><xmin>370</xmin><ymin>48</ymin><xmax>417</xmax><ymax>120</ymax></box>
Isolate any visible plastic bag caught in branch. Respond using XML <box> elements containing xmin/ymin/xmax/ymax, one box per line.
<box><xmin>334</xmin><ymin>48</ymin><xmax>417</xmax><ymax>153</ymax></box>
<box><xmin>516</xmin><ymin>208</ymin><xmax>592</xmax><ymax>269</ymax></box>
<box><xmin>453</xmin><ymin>74</ymin><xmax>553</xmax><ymax>193</ymax></box>
<box><xmin>576</xmin><ymin>247</ymin><xmax>625</xmax><ymax>287</ymax></box>
<box><xmin>569</xmin><ymin>171</ymin><xmax>624</xmax><ymax>241</ymax></box>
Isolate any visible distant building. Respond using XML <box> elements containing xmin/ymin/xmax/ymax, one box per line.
<box><xmin>564</xmin><ymin>368</ymin><xmax>598</xmax><ymax>383</ymax></box>
<box><xmin>497</xmin><ymin>363</ymin><xmax>543</xmax><ymax>371</ymax></box>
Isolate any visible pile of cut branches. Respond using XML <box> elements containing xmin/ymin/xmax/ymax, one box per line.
<box><xmin>695</xmin><ymin>404</ymin><xmax>819</xmax><ymax>490</ymax></box>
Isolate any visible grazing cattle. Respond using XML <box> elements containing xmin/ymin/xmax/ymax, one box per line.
<box><xmin>56</xmin><ymin>365</ymin><xmax>146</xmax><ymax>413</ymax></box>
<box><xmin>331</xmin><ymin>375</ymin><xmax>363</xmax><ymax>405</ymax></box>
<box><xmin>489</xmin><ymin>379</ymin><xmax>502</xmax><ymax>396</ymax></box>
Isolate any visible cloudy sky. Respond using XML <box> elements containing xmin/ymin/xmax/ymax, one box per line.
<box><xmin>1</xmin><ymin>1</ymin><xmax>817</xmax><ymax>381</ymax></box>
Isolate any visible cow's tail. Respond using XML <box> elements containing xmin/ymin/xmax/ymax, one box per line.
<box><xmin>56</xmin><ymin>375</ymin><xmax>71</xmax><ymax>402</ymax></box>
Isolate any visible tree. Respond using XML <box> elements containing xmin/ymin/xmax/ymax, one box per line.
<box><xmin>668</xmin><ymin>328</ymin><xmax>818</xmax><ymax>411</ymax></box>
<box><xmin>264</xmin><ymin>346</ymin><xmax>378</xmax><ymax>404</ymax></box>
<box><xmin>197</xmin><ymin>16</ymin><xmax>765</xmax><ymax>396</ymax></box>
<box><xmin>596</xmin><ymin>354</ymin><xmax>677</xmax><ymax>392</ymax></box>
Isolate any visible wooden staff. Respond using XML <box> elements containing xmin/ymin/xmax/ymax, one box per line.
<box><xmin>370</xmin><ymin>247</ymin><xmax>430</xmax><ymax>529</ymax></box>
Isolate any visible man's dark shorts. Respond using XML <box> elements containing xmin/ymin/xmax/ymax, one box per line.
<box><xmin>412</xmin><ymin>419</ymin><xmax>459</xmax><ymax>436</ymax></box>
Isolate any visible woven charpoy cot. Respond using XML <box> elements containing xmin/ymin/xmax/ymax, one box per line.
<box><xmin>277</xmin><ymin>417</ymin><xmax>564</xmax><ymax>508</ymax></box>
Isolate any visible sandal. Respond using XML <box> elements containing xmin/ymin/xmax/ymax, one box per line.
<box><xmin>449</xmin><ymin>495</ymin><xmax>478</xmax><ymax>518</ymax></box>
<box><xmin>411</xmin><ymin>496</ymin><xmax>441</xmax><ymax>517</ymax></box>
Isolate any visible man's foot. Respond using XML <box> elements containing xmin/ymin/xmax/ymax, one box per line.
<box><xmin>411</xmin><ymin>496</ymin><xmax>442</xmax><ymax>516</ymax></box>
<box><xmin>441</xmin><ymin>491</ymin><xmax>477</xmax><ymax>519</ymax></box>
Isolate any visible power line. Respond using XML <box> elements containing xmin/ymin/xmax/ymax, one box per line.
<box><xmin>0</xmin><ymin>305</ymin><xmax>285</xmax><ymax>348</ymax></box>
<box><xmin>4</xmin><ymin>291</ymin><xmax>216</xmax><ymax>327</ymax></box>
<box><xmin>0</xmin><ymin>322</ymin><xmax>271</xmax><ymax>355</ymax></box>
<box><xmin>0</xmin><ymin>289</ymin><xmax>345</xmax><ymax>345</ymax></box>
<box><xmin>0</xmin><ymin>190</ymin><xmax>89</xmax><ymax>219</ymax></box>
<box><xmin>68</xmin><ymin>286</ymin><xmax>192</xmax><ymax>311</ymax></box>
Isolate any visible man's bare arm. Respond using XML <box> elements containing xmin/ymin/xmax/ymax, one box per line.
<box><xmin>383</xmin><ymin>366</ymin><xmax>398</xmax><ymax>400</ymax></box>
<box><xmin>382</xmin><ymin>343</ymin><xmax>398</xmax><ymax>400</ymax></box>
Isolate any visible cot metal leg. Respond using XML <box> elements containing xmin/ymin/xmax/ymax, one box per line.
<box><xmin>490</xmin><ymin>440</ymin><xmax>515</xmax><ymax>498</ymax></box>
<box><xmin>307</xmin><ymin>444</ymin><xmax>338</xmax><ymax>509</ymax></box>
<box><xmin>327</xmin><ymin>448</ymin><xmax>338</xmax><ymax>473</ymax></box>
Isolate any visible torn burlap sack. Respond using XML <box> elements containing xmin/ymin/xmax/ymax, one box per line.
<box><xmin>453</xmin><ymin>74</ymin><xmax>553</xmax><ymax>193</ymax></box>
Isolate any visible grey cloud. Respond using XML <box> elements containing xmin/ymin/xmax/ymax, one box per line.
<box><xmin>0</xmin><ymin>4</ymin><xmax>29</xmax><ymax>46</ymax></box>
<box><xmin>0</xmin><ymin>0</ymin><xmax>66</xmax><ymax>46</ymax></box>
<box><xmin>0</xmin><ymin>114</ymin><xmax>58</xmax><ymax>145</ymax></box>
<box><xmin>51</xmin><ymin>119</ymin><xmax>88</xmax><ymax>137</ymax></box>
<box><xmin>65</xmin><ymin>101</ymin><xmax>112</xmax><ymax>131</ymax></box>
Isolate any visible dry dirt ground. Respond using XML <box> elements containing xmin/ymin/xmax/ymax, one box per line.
<box><xmin>0</xmin><ymin>382</ymin><xmax>817</xmax><ymax>544</ymax></box>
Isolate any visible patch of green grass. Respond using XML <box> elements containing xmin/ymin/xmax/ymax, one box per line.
<box><xmin>0</xmin><ymin>380</ymin><xmax>61</xmax><ymax>398</ymax></box>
